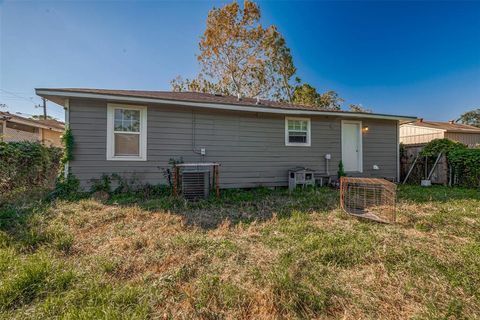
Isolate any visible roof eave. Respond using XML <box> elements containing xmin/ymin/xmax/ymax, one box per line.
<box><xmin>400</xmin><ymin>123</ymin><xmax>446</xmax><ymax>132</ymax></box>
<box><xmin>445</xmin><ymin>130</ymin><xmax>480</xmax><ymax>134</ymax></box>
<box><xmin>36</xmin><ymin>89</ymin><xmax>417</xmax><ymax>122</ymax></box>
<box><xmin>6</xmin><ymin>116</ymin><xmax>64</xmax><ymax>132</ymax></box>
<box><xmin>404</xmin><ymin>122</ymin><xmax>480</xmax><ymax>133</ymax></box>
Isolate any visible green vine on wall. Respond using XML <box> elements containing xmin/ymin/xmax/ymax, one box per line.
<box><xmin>51</xmin><ymin>126</ymin><xmax>81</xmax><ymax>199</ymax></box>
<box><xmin>58</xmin><ymin>126</ymin><xmax>74</xmax><ymax>180</ymax></box>
<box><xmin>61</xmin><ymin>127</ymin><xmax>74</xmax><ymax>165</ymax></box>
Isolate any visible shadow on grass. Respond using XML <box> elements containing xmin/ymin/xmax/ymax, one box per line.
<box><xmin>107</xmin><ymin>187</ymin><xmax>340</xmax><ymax>229</ymax></box>
<box><xmin>0</xmin><ymin>187</ymin><xmax>339</xmax><ymax>248</ymax></box>
<box><xmin>3</xmin><ymin>184</ymin><xmax>477</xmax><ymax>236</ymax></box>
<box><xmin>398</xmin><ymin>185</ymin><xmax>480</xmax><ymax>203</ymax></box>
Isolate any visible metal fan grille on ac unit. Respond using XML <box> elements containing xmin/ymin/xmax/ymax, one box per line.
<box><xmin>181</xmin><ymin>169</ymin><xmax>210</xmax><ymax>200</ymax></box>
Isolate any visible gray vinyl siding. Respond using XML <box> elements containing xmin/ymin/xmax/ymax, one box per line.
<box><xmin>359</xmin><ymin>119</ymin><xmax>398</xmax><ymax>178</ymax></box>
<box><xmin>444</xmin><ymin>132</ymin><xmax>480</xmax><ymax>147</ymax></box>
<box><xmin>69</xmin><ymin>98</ymin><xmax>398</xmax><ymax>189</ymax></box>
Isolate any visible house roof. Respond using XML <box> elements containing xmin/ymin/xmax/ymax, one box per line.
<box><xmin>0</xmin><ymin>111</ymin><xmax>64</xmax><ymax>131</ymax></box>
<box><xmin>409</xmin><ymin>120</ymin><xmax>480</xmax><ymax>133</ymax></box>
<box><xmin>35</xmin><ymin>118</ymin><xmax>65</xmax><ymax>130</ymax></box>
<box><xmin>35</xmin><ymin>88</ymin><xmax>417</xmax><ymax>121</ymax></box>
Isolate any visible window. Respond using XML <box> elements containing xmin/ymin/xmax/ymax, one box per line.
<box><xmin>285</xmin><ymin>117</ymin><xmax>311</xmax><ymax>146</ymax></box>
<box><xmin>107</xmin><ymin>104</ymin><xmax>147</xmax><ymax>161</ymax></box>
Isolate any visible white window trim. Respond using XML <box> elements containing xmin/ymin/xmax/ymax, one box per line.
<box><xmin>341</xmin><ymin>120</ymin><xmax>363</xmax><ymax>173</ymax></box>
<box><xmin>107</xmin><ymin>103</ymin><xmax>147</xmax><ymax>161</ymax></box>
<box><xmin>285</xmin><ymin>117</ymin><xmax>311</xmax><ymax>147</ymax></box>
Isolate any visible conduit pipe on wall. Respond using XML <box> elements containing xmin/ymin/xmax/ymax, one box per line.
<box><xmin>191</xmin><ymin>111</ymin><xmax>205</xmax><ymax>160</ymax></box>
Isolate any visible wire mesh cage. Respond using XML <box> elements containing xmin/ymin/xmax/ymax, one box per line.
<box><xmin>340</xmin><ymin>177</ymin><xmax>397</xmax><ymax>223</ymax></box>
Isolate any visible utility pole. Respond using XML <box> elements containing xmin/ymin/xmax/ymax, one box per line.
<box><xmin>35</xmin><ymin>98</ymin><xmax>47</xmax><ymax>119</ymax></box>
<box><xmin>42</xmin><ymin>97</ymin><xmax>47</xmax><ymax>119</ymax></box>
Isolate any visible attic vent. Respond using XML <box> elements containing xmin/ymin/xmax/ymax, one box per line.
<box><xmin>181</xmin><ymin>169</ymin><xmax>210</xmax><ymax>200</ymax></box>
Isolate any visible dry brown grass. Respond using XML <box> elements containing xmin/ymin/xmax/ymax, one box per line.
<box><xmin>1</xmin><ymin>186</ymin><xmax>479</xmax><ymax>319</ymax></box>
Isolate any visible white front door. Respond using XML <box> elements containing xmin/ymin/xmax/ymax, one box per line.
<box><xmin>342</xmin><ymin>121</ymin><xmax>362</xmax><ymax>172</ymax></box>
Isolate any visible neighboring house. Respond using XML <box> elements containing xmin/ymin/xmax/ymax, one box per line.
<box><xmin>400</xmin><ymin>119</ymin><xmax>480</xmax><ymax>147</ymax></box>
<box><xmin>36</xmin><ymin>88</ymin><xmax>416</xmax><ymax>189</ymax></box>
<box><xmin>0</xmin><ymin>111</ymin><xmax>64</xmax><ymax>147</ymax></box>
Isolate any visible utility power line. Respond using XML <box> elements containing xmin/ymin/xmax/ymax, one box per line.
<box><xmin>0</xmin><ymin>88</ymin><xmax>62</xmax><ymax>120</ymax></box>
<box><xmin>0</xmin><ymin>89</ymin><xmax>37</xmax><ymax>106</ymax></box>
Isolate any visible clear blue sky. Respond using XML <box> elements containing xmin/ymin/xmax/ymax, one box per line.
<box><xmin>1</xmin><ymin>1</ymin><xmax>479</xmax><ymax>121</ymax></box>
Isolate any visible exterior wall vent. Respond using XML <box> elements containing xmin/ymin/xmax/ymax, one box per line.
<box><xmin>181</xmin><ymin>168</ymin><xmax>210</xmax><ymax>200</ymax></box>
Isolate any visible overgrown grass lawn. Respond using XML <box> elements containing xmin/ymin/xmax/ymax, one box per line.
<box><xmin>0</xmin><ymin>186</ymin><xmax>479</xmax><ymax>319</ymax></box>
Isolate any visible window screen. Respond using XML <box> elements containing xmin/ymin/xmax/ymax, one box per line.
<box><xmin>287</xmin><ymin>119</ymin><xmax>309</xmax><ymax>145</ymax></box>
<box><xmin>113</xmin><ymin>109</ymin><xmax>141</xmax><ymax>156</ymax></box>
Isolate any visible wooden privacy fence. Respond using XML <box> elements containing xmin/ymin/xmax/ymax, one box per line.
<box><xmin>401</xmin><ymin>144</ymin><xmax>448</xmax><ymax>185</ymax></box>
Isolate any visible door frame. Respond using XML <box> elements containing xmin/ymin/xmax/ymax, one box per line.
<box><xmin>341</xmin><ymin>120</ymin><xmax>363</xmax><ymax>173</ymax></box>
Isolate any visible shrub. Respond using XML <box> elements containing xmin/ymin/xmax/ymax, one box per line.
<box><xmin>420</xmin><ymin>138</ymin><xmax>467</xmax><ymax>158</ymax></box>
<box><xmin>337</xmin><ymin>161</ymin><xmax>346</xmax><ymax>178</ymax></box>
<box><xmin>0</xmin><ymin>142</ymin><xmax>62</xmax><ymax>203</ymax></box>
<box><xmin>449</xmin><ymin>149</ymin><xmax>480</xmax><ymax>188</ymax></box>
<box><xmin>48</xmin><ymin>175</ymin><xmax>81</xmax><ymax>200</ymax></box>
<box><xmin>89</xmin><ymin>173</ymin><xmax>140</xmax><ymax>194</ymax></box>
<box><xmin>415</xmin><ymin>139</ymin><xmax>480</xmax><ymax>188</ymax></box>
<box><xmin>162</xmin><ymin>157</ymin><xmax>184</xmax><ymax>188</ymax></box>
<box><xmin>90</xmin><ymin>174</ymin><xmax>112</xmax><ymax>194</ymax></box>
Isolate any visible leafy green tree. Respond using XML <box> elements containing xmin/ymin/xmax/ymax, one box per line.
<box><xmin>292</xmin><ymin>83</ymin><xmax>319</xmax><ymax>106</ymax></box>
<box><xmin>172</xmin><ymin>0</ymin><xmax>355</xmax><ymax>109</ymax></box>
<box><xmin>172</xmin><ymin>0</ymin><xmax>297</xmax><ymax>100</ymax></box>
<box><xmin>264</xmin><ymin>30</ymin><xmax>298</xmax><ymax>101</ymax></box>
<box><xmin>292</xmin><ymin>84</ymin><xmax>344</xmax><ymax>111</ymax></box>
<box><xmin>170</xmin><ymin>75</ymin><xmax>227</xmax><ymax>95</ymax></box>
<box><xmin>348</xmin><ymin>104</ymin><xmax>372</xmax><ymax>113</ymax></box>
<box><xmin>318</xmin><ymin>90</ymin><xmax>344</xmax><ymax>111</ymax></box>
<box><xmin>457</xmin><ymin>108</ymin><xmax>480</xmax><ymax>127</ymax></box>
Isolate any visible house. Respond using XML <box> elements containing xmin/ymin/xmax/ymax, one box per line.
<box><xmin>0</xmin><ymin>111</ymin><xmax>64</xmax><ymax>147</ymax></box>
<box><xmin>400</xmin><ymin>119</ymin><xmax>480</xmax><ymax>147</ymax></box>
<box><xmin>36</xmin><ymin>88</ymin><xmax>416</xmax><ymax>189</ymax></box>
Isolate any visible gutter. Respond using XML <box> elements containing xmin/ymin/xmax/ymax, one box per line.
<box><xmin>36</xmin><ymin>89</ymin><xmax>417</xmax><ymax>122</ymax></box>
<box><xmin>2</xmin><ymin>115</ymin><xmax>64</xmax><ymax>132</ymax></box>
